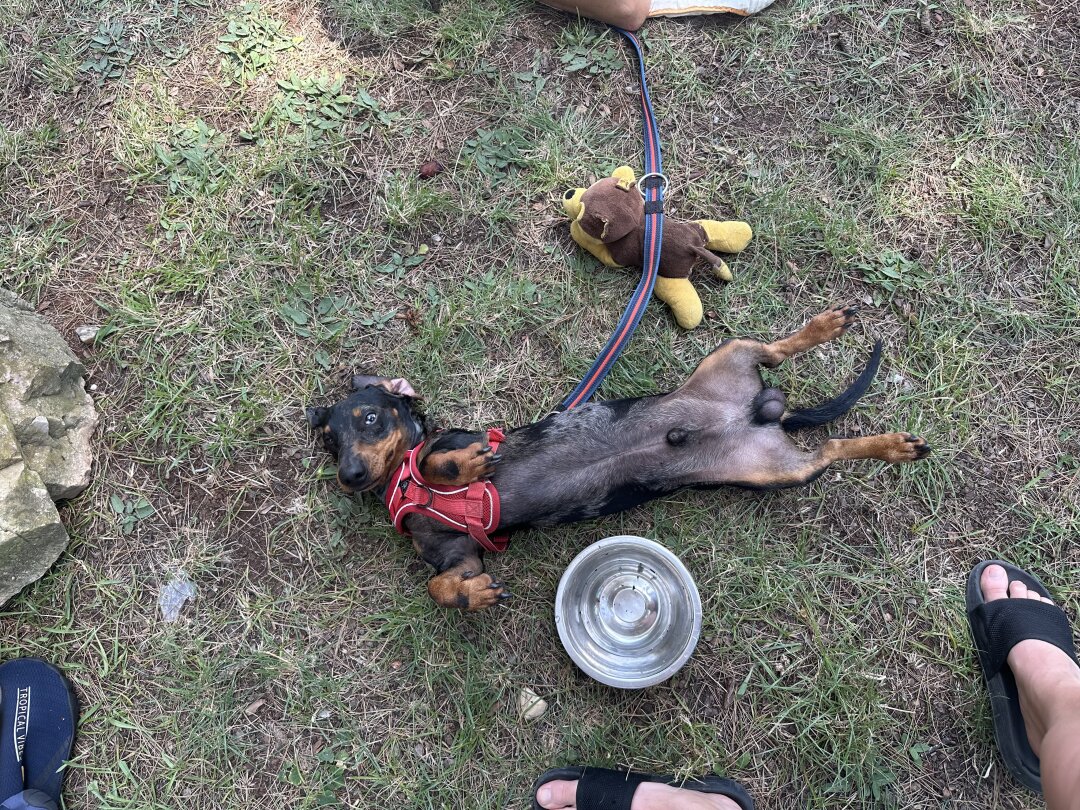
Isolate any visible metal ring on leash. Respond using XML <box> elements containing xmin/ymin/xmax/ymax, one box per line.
<box><xmin>636</xmin><ymin>172</ymin><xmax>669</xmax><ymax>196</ymax></box>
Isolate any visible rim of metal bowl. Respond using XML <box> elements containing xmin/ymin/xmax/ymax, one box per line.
<box><xmin>554</xmin><ymin>535</ymin><xmax>702</xmax><ymax>689</ymax></box>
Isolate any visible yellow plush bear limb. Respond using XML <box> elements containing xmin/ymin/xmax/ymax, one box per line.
<box><xmin>697</xmin><ymin>220</ymin><xmax>753</xmax><ymax>254</ymax></box>
<box><xmin>611</xmin><ymin>165</ymin><xmax>637</xmax><ymax>189</ymax></box>
<box><xmin>654</xmin><ymin>276</ymin><xmax>703</xmax><ymax>330</ymax></box>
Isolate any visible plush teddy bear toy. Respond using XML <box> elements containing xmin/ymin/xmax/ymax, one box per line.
<box><xmin>562</xmin><ymin>166</ymin><xmax>753</xmax><ymax>329</ymax></box>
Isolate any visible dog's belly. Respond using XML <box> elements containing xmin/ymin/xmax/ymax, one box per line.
<box><xmin>490</xmin><ymin>397</ymin><xmax>724</xmax><ymax>528</ymax></box>
<box><xmin>495</xmin><ymin>464</ymin><xmax>672</xmax><ymax>527</ymax></box>
<box><xmin>520</xmin><ymin>480</ymin><xmax>672</xmax><ymax>526</ymax></box>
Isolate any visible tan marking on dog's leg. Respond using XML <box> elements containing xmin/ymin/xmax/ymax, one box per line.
<box><xmin>823</xmin><ymin>432</ymin><xmax>931</xmax><ymax>464</ymax></box>
<box><xmin>427</xmin><ymin>562</ymin><xmax>509</xmax><ymax>611</ymax></box>
<box><xmin>760</xmin><ymin>306</ymin><xmax>859</xmax><ymax>366</ymax></box>
<box><xmin>710</xmin><ymin>432</ymin><xmax>931</xmax><ymax>489</ymax></box>
<box><xmin>679</xmin><ymin>338</ymin><xmax>768</xmax><ymax>392</ymax></box>
<box><xmin>675</xmin><ymin>307</ymin><xmax>860</xmax><ymax>402</ymax></box>
<box><xmin>420</xmin><ymin>442</ymin><xmax>499</xmax><ymax>486</ymax></box>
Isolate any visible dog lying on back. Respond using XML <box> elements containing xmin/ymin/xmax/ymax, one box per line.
<box><xmin>307</xmin><ymin>308</ymin><xmax>930</xmax><ymax>611</ymax></box>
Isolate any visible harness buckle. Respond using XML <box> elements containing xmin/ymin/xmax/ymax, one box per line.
<box><xmin>407</xmin><ymin>481</ymin><xmax>434</xmax><ymax>507</ymax></box>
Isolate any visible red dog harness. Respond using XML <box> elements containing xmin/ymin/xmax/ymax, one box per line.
<box><xmin>384</xmin><ymin>428</ymin><xmax>509</xmax><ymax>553</ymax></box>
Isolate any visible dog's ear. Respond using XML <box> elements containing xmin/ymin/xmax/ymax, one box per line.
<box><xmin>350</xmin><ymin>374</ymin><xmax>380</xmax><ymax>391</ymax></box>
<box><xmin>305</xmin><ymin>406</ymin><xmax>329</xmax><ymax>428</ymax></box>
<box><xmin>351</xmin><ymin>375</ymin><xmax>417</xmax><ymax>398</ymax></box>
<box><xmin>385</xmin><ymin>377</ymin><xmax>417</xmax><ymax>398</ymax></box>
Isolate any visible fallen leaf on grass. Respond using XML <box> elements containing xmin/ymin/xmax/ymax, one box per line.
<box><xmin>419</xmin><ymin>159</ymin><xmax>444</xmax><ymax>178</ymax></box>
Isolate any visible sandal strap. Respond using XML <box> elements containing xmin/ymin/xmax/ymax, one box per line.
<box><xmin>969</xmin><ymin>598</ymin><xmax>1077</xmax><ymax>679</ymax></box>
<box><xmin>576</xmin><ymin>768</ymin><xmax>647</xmax><ymax>810</ymax></box>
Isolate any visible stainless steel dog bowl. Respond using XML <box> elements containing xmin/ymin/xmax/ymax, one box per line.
<box><xmin>555</xmin><ymin>535</ymin><xmax>702</xmax><ymax>689</ymax></box>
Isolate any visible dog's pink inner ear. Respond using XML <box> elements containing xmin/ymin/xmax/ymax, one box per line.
<box><xmin>351</xmin><ymin>374</ymin><xmax>416</xmax><ymax>397</ymax></box>
<box><xmin>386</xmin><ymin>378</ymin><xmax>416</xmax><ymax>397</ymax></box>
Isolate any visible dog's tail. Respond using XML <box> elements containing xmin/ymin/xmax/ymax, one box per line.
<box><xmin>780</xmin><ymin>339</ymin><xmax>883</xmax><ymax>432</ymax></box>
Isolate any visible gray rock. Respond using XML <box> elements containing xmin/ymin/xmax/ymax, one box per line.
<box><xmin>0</xmin><ymin>288</ymin><xmax>98</xmax><ymax>605</ymax></box>
<box><xmin>19</xmin><ymin>414</ymin><xmax>51</xmax><ymax>445</ymax></box>
<box><xmin>0</xmin><ymin>410</ymin><xmax>21</xmax><ymax>472</ymax></box>
<box><xmin>75</xmin><ymin>325</ymin><xmax>100</xmax><ymax>345</ymax></box>
<box><xmin>0</xmin><ymin>288</ymin><xmax>98</xmax><ymax>500</ymax></box>
<box><xmin>0</xmin><ymin>461</ymin><xmax>70</xmax><ymax>607</ymax></box>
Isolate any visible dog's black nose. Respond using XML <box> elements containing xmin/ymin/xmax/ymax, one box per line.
<box><xmin>337</xmin><ymin>461</ymin><xmax>370</xmax><ymax>490</ymax></box>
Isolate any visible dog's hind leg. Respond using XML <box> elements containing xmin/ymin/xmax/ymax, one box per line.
<box><xmin>679</xmin><ymin>307</ymin><xmax>860</xmax><ymax>400</ymax></box>
<box><xmin>757</xmin><ymin>306</ymin><xmax>859</xmax><ymax>367</ymax></box>
<box><xmin>699</xmin><ymin>430</ymin><xmax>931</xmax><ymax>490</ymax></box>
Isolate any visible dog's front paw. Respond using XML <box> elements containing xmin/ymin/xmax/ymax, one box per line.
<box><xmin>462</xmin><ymin>572</ymin><xmax>513</xmax><ymax>611</ymax></box>
<box><xmin>429</xmin><ymin>570</ymin><xmax>512</xmax><ymax>611</ymax></box>
<box><xmin>421</xmin><ymin>442</ymin><xmax>501</xmax><ymax>486</ymax></box>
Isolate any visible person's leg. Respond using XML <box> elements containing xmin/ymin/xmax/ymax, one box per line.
<box><xmin>537</xmin><ymin>0</ymin><xmax>650</xmax><ymax>29</ymax></box>
<box><xmin>980</xmin><ymin>564</ymin><xmax>1080</xmax><ymax>809</ymax></box>
<box><xmin>536</xmin><ymin>780</ymin><xmax>741</xmax><ymax>809</ymax></box>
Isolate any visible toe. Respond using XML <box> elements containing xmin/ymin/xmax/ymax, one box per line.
<box><xmin>1009</xmin><ymin>579</ymin><xmax>1029</xmax><ymax>599</ymax></box>
<box><xmin>981</xmin><ymin>564</ymin><xmax>1009</xmax><ymax>602</ymax></box>
<box><xmin>908</xmin><ymin>436</ymin><xmax>931</xmax><ymax>458</ymax></box>
<box><xmin>537</xmin><ymin>779</ymin><xmax>578</xmax><ymax>809</ymax></box>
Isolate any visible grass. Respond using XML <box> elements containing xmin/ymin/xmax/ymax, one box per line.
<box><xmin>1</xmin><ymin>0</ymin><xmax>1079</xmax><ymax>807</ymax></box>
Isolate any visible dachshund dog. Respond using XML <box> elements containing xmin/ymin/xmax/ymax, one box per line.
<box><xmin>307</xmin><ymin>308</ymin><xmax>930</xmax><ymax>611</ymax></box>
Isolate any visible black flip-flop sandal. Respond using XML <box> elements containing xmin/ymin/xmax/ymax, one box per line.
<box><xmin>532</xmin><ymin>766</ymin><xmax>754</xmax><ymax>810</ymax></box>
<box><xmin>965</xmin><ymin>559</ymin><xmax>1079</xmax><ymax>794</ymax></box>
<box><xmin>0</xmin><ymin>659</ymin><xmax>79</xmax><ymax>810</ymax></box>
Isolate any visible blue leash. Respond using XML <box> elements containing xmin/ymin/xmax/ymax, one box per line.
<box><xmin>560</xmin><ymin>27</ymin><xmax>666</xmax><ymax>411</ymax></box>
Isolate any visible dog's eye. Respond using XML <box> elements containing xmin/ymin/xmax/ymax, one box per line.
<box><xmin>365</xmin><ymin>412</ymin><xmax>377</xmax><ymax>425</ymax></box>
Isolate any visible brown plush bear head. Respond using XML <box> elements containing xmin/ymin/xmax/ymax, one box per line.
<box><xmin>563</xmin><ymin>172</ymin><xmax>644</xmax><ymax>245</ymax></box>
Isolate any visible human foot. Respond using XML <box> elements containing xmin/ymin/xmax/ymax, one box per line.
<box><xmin>980</xmin><ymin>563</ymin><xmax>1080</xmax><ymax>758</ymax></box>
<box><xmin>536</xmin><ymin>779</ymin><xmax>742</xmax><ymax>810</ymax></box>
<box><xmin>532</xmin><ymin>768</ymin><xmax>752</xmax><ymax>810</ymax></box>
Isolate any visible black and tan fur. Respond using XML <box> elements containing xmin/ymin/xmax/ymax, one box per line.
<box><xmin>307</xmin><ymin>308</ymin><xmax>931</xmax><ymax>611</ymax></box>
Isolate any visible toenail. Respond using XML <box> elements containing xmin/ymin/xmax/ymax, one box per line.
<box><xmin>537</xmin><ymin>787</ymin><xmax>551</xmax><ymax>805</ymax></box>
